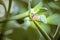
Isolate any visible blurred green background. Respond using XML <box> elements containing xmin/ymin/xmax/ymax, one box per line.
<box><xmin>0</xmin><ymin>0</ymin><xmax>60</xmax><ymax>40</ymax></box>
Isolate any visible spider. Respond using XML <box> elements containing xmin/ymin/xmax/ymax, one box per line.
<box><xmin>31</xmin><ymin>14</ymin><xmax>47</xmax><ymax>23</ymax></box>
<box><xmin>30</xmin><ymin>8</ymin><xmax>47</xmax><ymax>23</ymax></box>
<box><xmin>32</xmin><ymin>14</ymin><xmax>40</xmax><ymax>21</ymax></box>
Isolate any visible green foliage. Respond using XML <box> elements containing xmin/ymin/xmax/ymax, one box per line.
<box><xmin>47</xmin><ymin>14</ymin><xmax>60</xmax><ymax>25</ymax></box>
<box><xmin>0</xmin><ymin>0</ymin><xmax>60</xmax><ymax>40</ymax></box>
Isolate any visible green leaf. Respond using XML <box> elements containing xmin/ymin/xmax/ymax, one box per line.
<box><xmin>37</xmin><ymin>9</ymin><xmax>47</xmax><ymax>15</ymax></box>
<box><xmin>47</xmin><ymin>14</ymin><xmax>60</xmax><ymax>25</ymax></box>
<box><xmin>33</xmin><ymin>2</ymin><xmax>43</xmax><ymax>13</ymax></box>
<box><xmin>48</xmin><ymin>2</ymin><xmax>60</xmax><ymax>9</ymax></box>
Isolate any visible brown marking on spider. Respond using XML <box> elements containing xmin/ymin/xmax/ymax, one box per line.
<box><xmin>31</xmin><ymin>14</ymin><xmax>41</xmax><ymax>21</ymax></box>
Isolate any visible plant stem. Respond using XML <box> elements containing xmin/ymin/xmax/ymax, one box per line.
<box><xmin>6</xmin><ymin>0</ymin><xmax>12</xmax><ymax>18</ymax></box>
<box><xmin>33</xmin><ymin>20</ymin><xmax>51</xmax><ymax>40</ymax></box>
<box><xmin>9</xmin><ymin>11</ymin><xmax>29</xmax><ymax>20</ymax></box>
<box><xmin>28</xmin><ymin>0</ymin><xmax>32</xmax><ymax>17</ymax></box>
<box><xmin>8</xmin><ymin>0</ymin><xmax>12</xmax><ymax>13</ymax></box>
<box><xmin>53</xmin><ymin>25</ymin><xmax>60</xmax><ymax>38</ymax></box>
<box><xmin>53</xmin><ymin>25</ymin><xmax>60</xmax><ymax>40</ymax></box>
<box><xmin>9</xmin><ymin>2</ymin><xmax>43</xmax><ymax>20</ymax></box>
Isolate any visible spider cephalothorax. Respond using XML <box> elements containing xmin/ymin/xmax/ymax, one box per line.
<box><xmin>32</xmin><ymin>14</ymin><xmax>41</xmax><ymax>21</ymax></box>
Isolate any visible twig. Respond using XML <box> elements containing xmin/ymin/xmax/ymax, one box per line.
<box><xmin>6</xmin><ymin>0</ymin><xmax>12</xmax><ymax>18</ymax></box>
<box><xmin>53</xmin><ymin>25</ymin><xmax>60</xmax><ymax>38</ymax></box>
<box><xmin>33</xmin><ymin>21</ymin><xmax>51</xmax><ymax>40</ymax></box>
